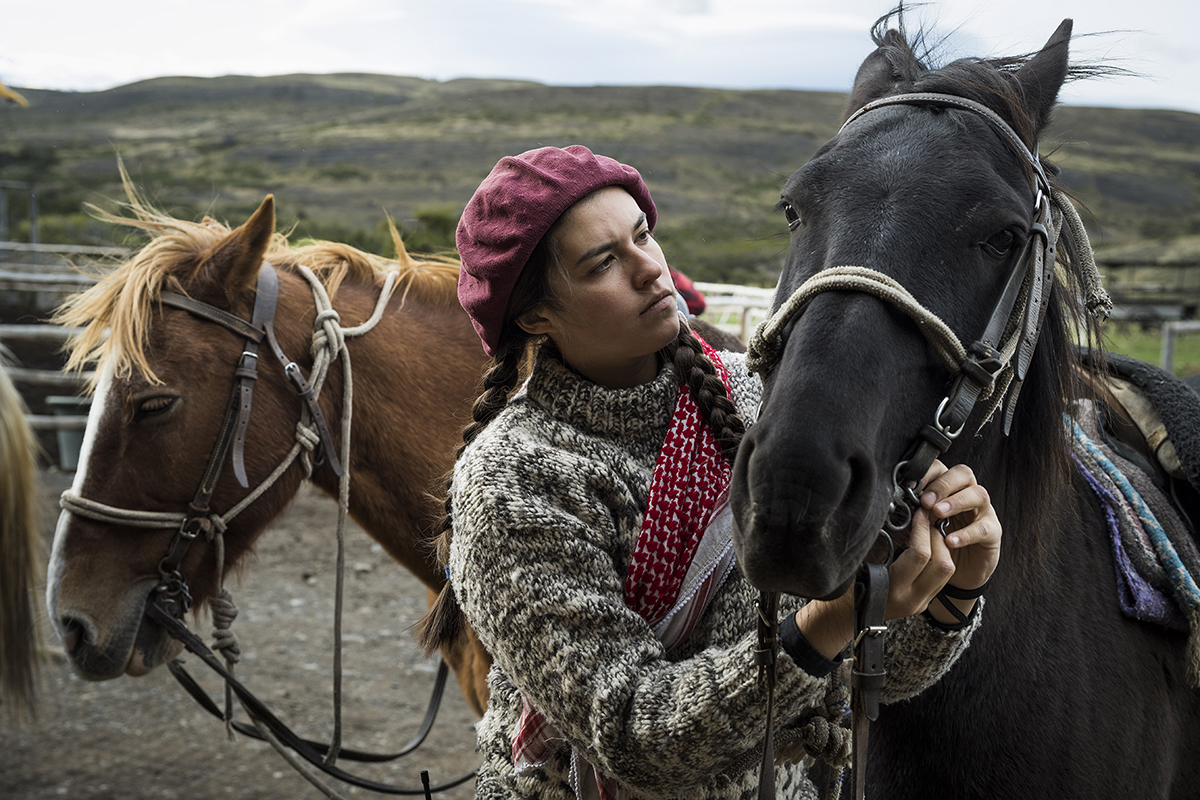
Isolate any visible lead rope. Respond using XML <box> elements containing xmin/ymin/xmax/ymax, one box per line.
<box><xmin>240</xmin><ymin>265</ymin><xmax>394</xmax><ymax>796</ymax></box>
<box><xmin>271</xmin><ymin>264</ymin><xmax>396</xmax><ymax>767</ymax></box>
<box><xmin>245</xmin><ymin>707</ymin><xmax>354</xmax><ymax>800</ymax></box>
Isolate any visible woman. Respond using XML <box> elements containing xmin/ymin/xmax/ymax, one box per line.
<box><xmin>420</xmin><ymin>145</ymin><xmax>1001</xmax><ymax>799</ymax></box>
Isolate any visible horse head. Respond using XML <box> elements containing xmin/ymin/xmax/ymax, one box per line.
<box><xmin>730</xmin><ymin>17</ymin><xmax>1089</xmax><ymax>599</ymax></box>
<box><xmin>47</xmin><ymin>196</ymin><xmax>314</xmax><ymax>680</ymax></box>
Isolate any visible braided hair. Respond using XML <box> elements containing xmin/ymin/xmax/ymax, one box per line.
<box><xmin>665</xmin><ymin>324</ymin><xmax>745</xmax><ymax>459</ymax></box>
<box><xmin>417</xmin><ymin>229</ymin><xmax>745</xmax><ymax>656</ymax></box>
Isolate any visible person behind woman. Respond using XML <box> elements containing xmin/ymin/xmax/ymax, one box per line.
<box><xmin>420</xmin><ymin>145</ymin><xmax>1001</xmax><ymax>800</ymax></box>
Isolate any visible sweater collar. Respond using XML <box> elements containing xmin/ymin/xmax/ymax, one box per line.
<box><xmin>524</xmin><ymin>344</ymin><xmax>678</xmax><ymax>445</ymax></box>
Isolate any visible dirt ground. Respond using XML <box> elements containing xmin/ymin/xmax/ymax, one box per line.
<box><xmin>0</xmin><ymin>469</ymin><xmax>480</xmax><ymax>800</ymax></box>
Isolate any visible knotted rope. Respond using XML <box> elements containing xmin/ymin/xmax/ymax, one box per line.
<box><xmin>208</xmin><ymin>532</ymin><xmax>240</xmax><ymax>739</ymax></box>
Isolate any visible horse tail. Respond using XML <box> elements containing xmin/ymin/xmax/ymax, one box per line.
<box><xmin>0</xmin><ymin>351</ymin><xmax>43</xmax><ymax>722</ymax></box>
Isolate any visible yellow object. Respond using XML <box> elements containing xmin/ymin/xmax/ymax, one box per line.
<box><xmin>0</xmin><ymin>79</ymin><xmax>29</xmax><ymax>107</ymax></box>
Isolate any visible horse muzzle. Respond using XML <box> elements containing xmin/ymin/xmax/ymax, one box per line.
<box><xmin>52</xmin><ymin>577</ymin><xmax>179</xmax><ymax>680</ymax></box>
<box><xmin>731</xmin><ymin>426</ymin><xmax>888</xmax><ymax>599</ymax></box>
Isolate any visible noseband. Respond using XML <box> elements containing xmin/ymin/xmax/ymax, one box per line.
<box><xmin>747</xmin><ymin>93</ymin><xmax>1112</xmax><ymax>799</ymax></box>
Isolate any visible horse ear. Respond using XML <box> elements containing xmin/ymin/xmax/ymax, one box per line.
<box><xmin>192</xmin><ymin>195</ymin><xmax>275</xmax><ymax>305</ymax></box>
<box><xmin>1015</xmin><ymin>19</ymin><xmax>1073</xmax><ymax>138</ymax></box>
<box><xmin>843</xmin><ymin>29</ymin><xmax>918</xmax><ymax>120</ymax></box>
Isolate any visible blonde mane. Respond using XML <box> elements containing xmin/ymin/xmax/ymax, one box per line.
<box><xmin>54</xmin><ymin>175</ymin><xmax>462</xmax><ymax>386</ymax></box>
<box><xmin>0</xmin><ymin>346</ymin><xmax>42</xmax><ymax>722</ymax></box>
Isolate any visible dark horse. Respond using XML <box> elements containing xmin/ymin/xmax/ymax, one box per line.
<box><xmin>730</xmin><ymin>14</ymin><xmax>1200</xmax><ymax>799</ymax></box>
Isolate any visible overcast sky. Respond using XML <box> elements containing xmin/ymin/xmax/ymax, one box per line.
<box><xmin>3</xmin><ymin>0</ymin><xmax>1197</xmax><ymax>114</ymax></box>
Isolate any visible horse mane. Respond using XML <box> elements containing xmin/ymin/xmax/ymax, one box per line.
<box><xmin>855</xmin><ymin>9</ymin><xmax>1121</xmax><ymax>142</ymax></box>
<box><xmin>0</xmin><ymin>346</ymin><xmax>42</xmax><ymax>722</ymax></box>
<box><xmin>54</xmin><ymin>171</ymin><xmax>462</xmax><ymax>386</ymax></box>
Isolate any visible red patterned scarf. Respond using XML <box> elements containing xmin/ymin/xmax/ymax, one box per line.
<box><xmin>624</xmin><ymin>337</ymin><xmax>733</xmax><ymax>623</ymax></box>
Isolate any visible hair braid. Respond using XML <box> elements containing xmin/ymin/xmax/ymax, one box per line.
<box><xmin>668</xmin><ymin>325</ymin><xmax>746</xmax><ymax>460</ymax></box>
<box><xmin>418</xmin><ymin>336</ymin><xmax>527</xmax><ymax>655</ymax></box>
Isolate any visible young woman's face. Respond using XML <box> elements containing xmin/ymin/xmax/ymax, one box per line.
<box><xmin>519</xmin><ymin>186</ymin><xmax>680</xmax><ymax>389</ymax></box>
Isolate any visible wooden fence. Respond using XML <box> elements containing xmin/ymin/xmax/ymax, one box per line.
<box><xmin>1161</xmin><ymin>320</ymin><xmax>1200</xmax><ymax>373</ymax></box>
<box><xmin>1099</xmin><ymin>259</ymin><xmax>1200</xmax><ymax>324</ymax></box>
<box><xmin>0</xmin><ymin>243</ymin><xmax>111</xmax><ymax>453</ymax></box>
<box><xmin>693</xmin><ymin>281</ymin><xmax>775</xmax><ymax>342</ymax></box>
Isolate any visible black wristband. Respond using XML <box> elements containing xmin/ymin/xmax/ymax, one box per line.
<box><xmin>779</xmin><ymin>610</ymin><xmax>844</xmax><ymax>678</ymax></box>
<box><xmin>938</xmin><ymin>577</ymin><xmax>990</xmax><ymax>600</ymax></box>
<box><xmin>923</xmin><ymin>595</ymin><xmax>982</xmax><ymax>631</ymax></box>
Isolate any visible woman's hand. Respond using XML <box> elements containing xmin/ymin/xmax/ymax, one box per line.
<box><xmin>794</xmin><ymin>460</ymin><xmax>1002</xmax><ymax>656</ymax></box>
<box><xmin>888</xmin><ymin>460</ymin><xmax>1002</xmax><ymax>624</ymax></box>
<box><xmin>919</xmin><ymin>461</ymin><xmax>1001</xmax><ymax>590</ymax></box>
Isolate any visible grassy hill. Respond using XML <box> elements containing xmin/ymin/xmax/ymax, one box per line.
<box><xmin>1</xmin><ymin>73</ymin><xmax>1199</xmax><ymax>286</ymax></box>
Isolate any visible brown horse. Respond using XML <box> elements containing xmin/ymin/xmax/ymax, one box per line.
<box><xmin>0</xmin><ymin>345</ymin><xmax>42</xmax><ymax>722</ymax></box>
<box><xmin>46</xmin><ymin>187</ymin><xmax>492</xmax><ymax>716</ymax></box>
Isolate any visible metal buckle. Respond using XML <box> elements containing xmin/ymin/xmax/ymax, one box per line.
<box><xmin>852</xmin><ymin>624</ymin><xmax>888</xmax><ymax>648</ymax></box>
<box><xmin>179</xmin><ymin>515</ymin><xmax>210</xmax><ymax>540</ymax></box>
<box><xmin>884</xmin><ymin>463</ymin><xmax>916</xmax><ymax>533</ymax></box>
<box><xmin>154</xmin><ymin>564</ymin><xmax>193</xmax><ymax>617</ymax></box>
<box><xmin>933</xmin><ymin>397</ymin><xmax>966</xmax><ymax>440</ymax></box>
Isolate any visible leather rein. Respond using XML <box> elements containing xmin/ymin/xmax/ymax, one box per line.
<box><xmin>747</xmin><ymin>93</ymin><xmax>1111</xmax><ymax>799</ymax></box>
<box><xmin>59</xmin><ymin>262</ymin><xmax>475</xmax><ymax>795</ymax></box>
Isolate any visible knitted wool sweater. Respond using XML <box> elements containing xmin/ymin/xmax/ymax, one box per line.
<box><xmin>449</xmin><ymin>345</ymin><xmax>980</xmax><ymax>800</ymax></box>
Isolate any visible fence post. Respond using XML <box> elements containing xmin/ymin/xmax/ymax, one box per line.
<box><xmin>1161</xmin><ymin>322</ymin><xmax>1175</xmax><ymax>372</ymax></box>
<box><xmin>1159</xmin><ymin>321</ymin><xmax>1200</xmax><ymax>374</ymax></box>
<box><xmin>29</xmin><ymin>185</ymin><xmax>38</xmax><ymax>245</ymax></box>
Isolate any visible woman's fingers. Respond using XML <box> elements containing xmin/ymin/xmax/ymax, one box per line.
<box><xmin>887</xmin><ymin>459</ymin><xmax>1003</xmax><ymax>617</ymax></box>
<box><xmin>887</xmin><ymin>507</ymin><xmax>955</xmax><ymax>619</ymax></box>
<box><xmin>919</xmin><ymin>463</ymin><xmax>978</xmax><ymax>509</ymax></box>
<box><xmin>918</xmin><ymin>464</ymin><xmax>998</xmax><ymax>548</ymax></box>
<box><xmin>943</xmin><ymin>504</ymin><xmax>1001</xmax><ymax>549</ymax></box>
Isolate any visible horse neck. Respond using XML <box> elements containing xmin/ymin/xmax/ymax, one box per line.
<box><xmin>293</xmin><ymin>278</ymin><xmax>485</xmax><ymax>588</ymax></box>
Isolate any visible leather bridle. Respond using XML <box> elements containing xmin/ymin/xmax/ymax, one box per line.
<box><xmin>747</xmin><ymin>92</ymin><xmax>1111</xmax><ymax>799</ymax></box>
<box><xmin>153</xmin><ymin>264</ymin><xmax>344</xmax><ymax>618</ymax></box>
<box><xmin>61</xmin><ymin>264</ymin><xmax>343</xmax><ymax>619</ymax></box>
<box><xmin>59</xmin><ymin>262</ymin><xmax>476</xmax><ymax>795</ymax></box>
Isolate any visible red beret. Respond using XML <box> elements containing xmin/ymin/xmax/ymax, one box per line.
<box><xmin>456</xmin><ymin>145</ymin><xmax>657</xmax><ymax>356</ymax></box>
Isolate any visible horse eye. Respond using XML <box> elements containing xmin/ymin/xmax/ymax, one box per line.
<box><xmin>981</xmin><ymin>229</ymin><xmax>1017</xmax><ymax>258</ymax></box>
<box><xmin>781</xmin><ymin>202</ymin><xmax>802</xmax><ymax>231</ymax></box>
<box><xmin>135</xmin><ymin>396</ymin><xmax>177</xmax><ymax>421</ymax></box>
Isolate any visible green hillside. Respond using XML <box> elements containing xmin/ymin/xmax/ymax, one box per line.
<box><xmin>1</xmin><ymin>73</ymin><xmax>1198</xmax><ymax>286</ymax></box>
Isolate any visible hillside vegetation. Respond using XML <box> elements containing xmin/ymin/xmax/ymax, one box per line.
<box><xmin>2</xmin><ymin>72</ymin><xmax>1199</xmax><ymax>286</ymax></box>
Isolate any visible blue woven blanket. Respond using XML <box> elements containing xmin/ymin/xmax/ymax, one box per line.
<box><xmin>1070</xmin><ymin>402</ymin><xmax>1200</xmax><ymax>685</ymax></box>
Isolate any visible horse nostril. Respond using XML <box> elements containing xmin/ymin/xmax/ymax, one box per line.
<box><xmin>60</xmin><ymin>616</ymin><xmax>85</xmax><ymax>654</ymax></box>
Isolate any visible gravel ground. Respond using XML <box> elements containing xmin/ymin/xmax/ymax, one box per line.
<box><xmin>0</xmin><ymin>469</ymin><xmax>480</xmax><ymax>800</ymax></box>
